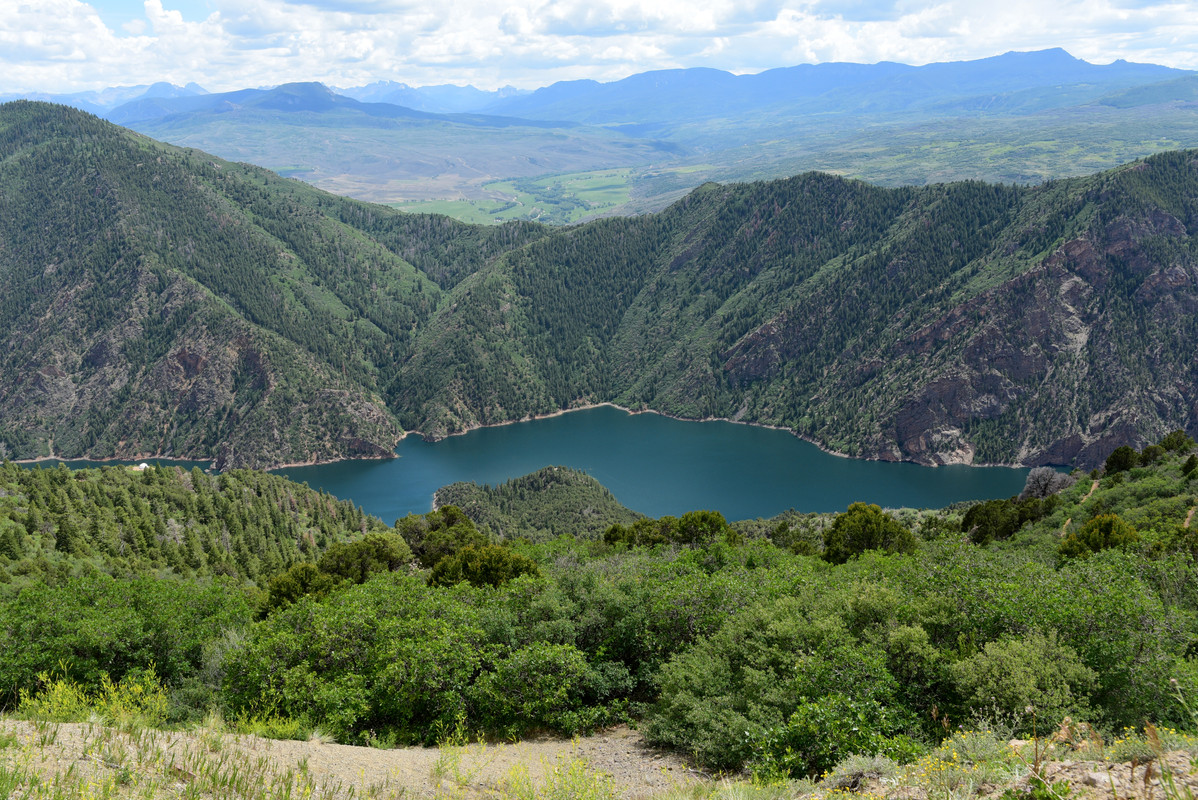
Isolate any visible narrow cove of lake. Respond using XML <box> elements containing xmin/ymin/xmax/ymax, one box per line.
<box><xmin>275</xmin><ymin>405</ymin><xmax>1031</xmax><ymax>523</ymax></box>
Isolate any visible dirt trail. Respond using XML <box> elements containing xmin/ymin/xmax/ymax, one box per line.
<box><xmin>257</xmin><ymin>725</ymin><xmax>699</xmax><ymax>798</ymax></box>
<box><xmin>1061</xmin><ymin>480</ymin><xmax>1101</xmax><ymax>535</ymax></box>
<box><xmin>1185</xmin><ymin>506</ymin><xmax>1195</xmax><ymax>529</ymax></box>
<box><xmin>0</xmin><ymin>720</ymin><xmax>700</xmax><ymax>799</ymax></box>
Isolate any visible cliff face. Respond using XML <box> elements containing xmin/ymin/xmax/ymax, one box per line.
<box><xmin>717</xmin><ymin>158</ymin><xmax>1198</xmax><ymax>466</ymax></box>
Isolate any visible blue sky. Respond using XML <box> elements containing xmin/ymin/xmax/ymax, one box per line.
<box><xmin>89</xmin><ymin>0</ymin><xmax>213</xmax><ymax>27</ymax></box>
<box><xmin>3</xmin><ymin>0</ymin><xmax>1197</xmax><ymax>93</ymax></box>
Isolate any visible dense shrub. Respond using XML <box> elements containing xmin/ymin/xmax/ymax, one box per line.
<box><xmin>645</xmin><ymin>598</ymin><xmax>901</xmax><ymax>770</ymax></box>
<box><xmin>1158</xmin><ymin>430</ymin><xmax>1196</xmax><ymax>453</ymax></box>
<box><xmin>752</xmin><ymin>695</ymin><xmax>921</xmax><ymax>779</ymax></box>
<box><xmin>0</xmin><ymin>574</ymin><xmax>254</xmax><ymax>711</ymax></box>
<box><xmin>396</xmin><ymin>505</ymin><xmax>489</xmax><ymax>569</ymax></box>
<box><xmin>963</xmin><ymin>494</ymin><xmax>1062</xmax><ymax>545</ymax></box>
<box><xmin>962</xmin><ymin>499</ymin><xmax>1020</xmax><ymax>545</ymax></box>
<box><xmin>262</xmin><ymin>561</ymin><xmax>342</xmax><ymax>615</ymax></box>
<box><xmin>603</xmin><ymin>510</ymin><xmax>737</xmax><ymax>548</ymax></box>
<box><xmin>1059</xmin><ymin>514</ymin><xmax>1139</xmax><ymax>560</ymax></box>
<box><xmin>950</xmin><ymin>629</ymin><xmax>1096</xmax><ymax>732</ymax></box>
<box><xmin>1105</xmin><ymin>445</ymin><xmax>1140</xmax><ymax>474</ymax></box>
<box><xmin>427</xmin><ymin>544</ymin><xmax>540</xmax><ymax>588</ymax></box>
<box><xmin>469</xmin><ymin>642</ymin><xmax>625</xmax><ymax>735</ymax></box>
<box><xmin>318</xmin><ymin>532</ymin><xmax>412</xmax><ymax>583</ymax></box>
<box><xmin>822</xmin><ymin>503</ymin><xmax>916</xmax><ymax>563</ymax></box>
<box><xmin>1139</xmin><ymin>444</ymin><xmax>1166</xmax><ymax>465</ymax></box>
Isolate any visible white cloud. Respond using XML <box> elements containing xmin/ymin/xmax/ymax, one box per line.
<box><xmin>1</xmin><ymin>0</ymin><xmax>1196</xmax><ymax>94</ymax></box>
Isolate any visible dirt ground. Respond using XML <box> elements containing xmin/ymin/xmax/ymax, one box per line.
<box><xmin>0</xmin><ymin>719</ymin><xmax>704</xmax><ymax>798</ymax></box>
<box><xmin>4</xmin><ymin>718</ymin><xmax>1197</xmax><ymax>800</ymax></box>
<box><xmin>1039</xmin><ymin>750</ymin><xmax>1198</xmax><ymax>800</ymax></box>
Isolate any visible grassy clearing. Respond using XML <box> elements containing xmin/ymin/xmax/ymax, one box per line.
<box><xmin>396</xmin><ymin>168</ymin><xmax>637</xmax><ymax>225</ymax></box>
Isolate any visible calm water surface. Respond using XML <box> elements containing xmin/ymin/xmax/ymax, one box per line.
<box><xmin>274</xmin><ymin>406</ymin><xmax>1029</xmax><ymax>522</ymax></box>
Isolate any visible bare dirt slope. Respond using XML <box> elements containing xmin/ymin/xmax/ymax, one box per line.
<box><xmin>0</xmin><ymin>719</ymin><xmax>702</xmax><ymax>799</ymax></box>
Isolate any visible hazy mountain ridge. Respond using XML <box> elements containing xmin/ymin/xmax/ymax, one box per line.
<box><xmin>479</xmin><ymin>49</ymin><xmax>1189</xmax><ymax>125</ymax></box>
<box><xmin>335</xmin><ymin>80</ymin><xmax>529</xmax><ymax>113</ymax></box>
<box><xmin>104</xmin><ymin>82</ymin><xmax>572</xmax><ymax>130</ymax></box>
<box><xmin>13</xmin><ymin>49</ymin><xmax>1194</xmax><ymax>223</ymax></box>
<box><xmin>0</xmin><ymin>81</ymin><xmax>207</xmax><ymax>116</ymax></box>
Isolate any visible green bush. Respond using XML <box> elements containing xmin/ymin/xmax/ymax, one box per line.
<box><xmin>1059</xmin><ymin>514</ymin><xmax>1138</xmax><ymax>561</ymax></box>
<box><xmin>1140</xmin><ymin>445</ymin><xmax>1166</xmax><ymax>465</ymax></box>
<box><xmin>397</xmin><ymin>506</ymin><xmax>489</xmax><ymax>569</ymax></box>
<box><xmin>18</xmin><ymin>666</ymin><xmax>169</xmax><ymax>728</ymax></box>
<box><xmin>427</xmin><ymin>544</ymin><xmax>540</xmax><ymax>588</ymax></box>
<box><xmin>0</xmin><ymin>574</ymin><xmax>254</xmax><ymax>718</ymax></box>
<box><xmin>645</xmin><ymin>598</ymin><xmax>902</xmax><ymax>771</ymax></box>
<box><xmin>470</xmin><ymin>643</ymin><xmax>606</xmax><ymax>734</ymax></box>
<box><xmin>603</xmin><ymin>510</ymin><xmax>736</xmax><ymax>548</ymax></box>
<box><xmin>751</xmin><ymin>694</ymin><xmax>920</xmax><ymax>779</ymax></box>
<box><xmin>373</xmin><ymin>617</ymin><xmax>486</xmax><ymax>739</ymax></box>
<box><xmin>262</xmin><ymin>561</ymin><xmax>341</xmax><ymax>615</ymax></box>
<box><xmin>823</xmin><ymin>502</ymin><xmax>916</xmax><ymax>564</ymax></box>
<box><xmin>1159</xmin><ymin>430</ymin><xmax>1196</xmax><ymax>454</ymax></box>
<box><xmin>950</xmin><ymin>629</ymin><xmax>1096</xmax><ymax>733</ymax></box>
<box><xmin>962</xmin><ymin>499</ymin><xmax>1020</xmax><ymax>545</ymax></box>
<box><xmin>318</xmin><ymin>531</ymin><xmax>412</xmax><ymax>583</ymax></box>
<box><xmin>1105</xmin><ymin>446</ymin><xmax>1140</xmax><ymax>474</ymax></box>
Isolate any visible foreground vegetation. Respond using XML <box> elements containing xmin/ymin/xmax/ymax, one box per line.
<box><xmin>2</xmin><ymin>676</ymin><xmax>1198</xmax><ymax>799</ymax></box>
<box><xmin>1</xmin><ymin>431</ymin><xmax>1196</xmax><ymax>789</ymax></box>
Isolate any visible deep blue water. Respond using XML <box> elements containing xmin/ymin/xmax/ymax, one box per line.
<box><xmin>25</xmin><ymin>406</ymin><xmax>1030</xmax><ymax>521</ymax></box>
<box><xmin>270</xmin><ymin>405</ymin><xmax>1029</xmax><ymax>522</ymax></box>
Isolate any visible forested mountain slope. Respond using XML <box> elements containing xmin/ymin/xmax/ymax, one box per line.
<box><xmin>0</xmin><ymin>461</ymin><xmax>388</xmax><ymax>585</ymax></box>
<box><xmin>3</xmin><ymin>102</ymin><xmax>1197</xmax><ymax>469</ymax></box>
<box><xmin>399</xmin><ymin>153</ymin><xmax>1198</xmax><ymax>467</ymax></box>
<box><xmin>0</xmin><ymin>102</ymin><xmax>541</xmax><ymax>467</ymax></box>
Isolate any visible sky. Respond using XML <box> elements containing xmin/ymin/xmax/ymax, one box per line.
<box><xmin>2</xmin><ymin>0</ymin><xmax>1197</xmax><ymax>94</ymax></box>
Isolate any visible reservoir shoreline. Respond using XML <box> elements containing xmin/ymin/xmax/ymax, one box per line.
<box><xmin>10</xmin><ymin>402</ymin><xmax>1032</xmax><ymax>473</ymax></box>
<box><xmin>422</xmin><ymin>401</ymin><xmax>1031</xmax><ymax>471</ymax></box>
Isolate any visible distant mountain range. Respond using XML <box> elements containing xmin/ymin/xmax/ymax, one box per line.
<box><xmin>103</xmin><ymin>82</ymin><xmax>563</xmax><ymax>130</ymax></box>
<box><xmin>476</xmin><ymin>48</ymin><xmax>1188</xmax><ymax>126</ymax></box>
<box><xmin>2</xmin><ymin>102</ymin><xmax>1195</xmax><ymax>469</ymax></box>
<box><xmin>0</xmin><ymin>81</ymin><xmax>208</xmax><ymax>116</ymax></box>
<box><xmin>335</xmin><ymin>81</ymin><xmax>528</xmax><ymax>114</ymax></box>
<box><xmin>5</xmin><ymin>49</ymin><xmax>1196</xmax><ymax>223</ymax></box>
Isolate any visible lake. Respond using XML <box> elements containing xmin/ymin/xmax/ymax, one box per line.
<box><xmin>274</xmin><ymin>405</ymin><xmax>1031</xmax><ymax>522</ymax></box>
